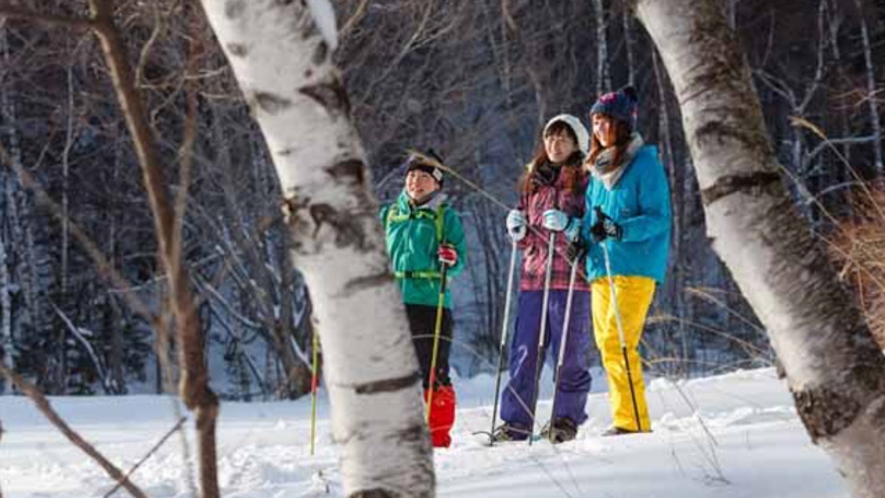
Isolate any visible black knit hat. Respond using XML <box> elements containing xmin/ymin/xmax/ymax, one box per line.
<box><xmin>405</xmin><ymin>149</ymin><xmax>445</xmax><ymax>187</ymax></box>
<box><xmin>590</xmin><ymin>85</ymin><xmax>639</xmax><ymax>130</ymax></box>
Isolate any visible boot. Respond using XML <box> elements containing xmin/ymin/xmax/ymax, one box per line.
<box><xmin>602</xmin><ymin>426</ymin><xmax>642</xmax><ymax>437</ymax></box>
<box><xmin>490</xmin><ymin>422</ymin><xmax>532</xmax><ymax>442</ymax></box>
<box><xmin>426</xmin><ymin>385</ymin><xmax>456</xmax><ymax>448</ymax></box>
<box><xmin>541</xmin><ymin>417</ymin><xmax>578</xmax><ymax>443</ymax></box>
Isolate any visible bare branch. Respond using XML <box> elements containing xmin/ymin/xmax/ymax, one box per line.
<box><xmin>85</xmin><ymin>0</ymin><xmax>220</xmax><ymax>495</ymax></box>
<box><xmin>104</xmin><ymin>417</ymin><xmax>188</xmax><ymax>498</ymax></box>
<box><xmin>803</xmin><ymin>135</ymin><xmax>880</xmax><ymax>167</ymax></box>
<box><xmin>0</xmin><ymin>143</ymin><xmax>153</xmax><ymax>321</ymax></box>
<box><xmin>171</xmin><ymin>2</ymin><xmax>202</xmax><ymax>285</ymax></box>
<box><xmin>134</xmin><ymin>2</ymin><xmax>166</xmax><ymax>89</ymax></box>
<box><xmin>0</xmin><ymin>5</ymin><xmax>95</xmax><ymax>30</ymax></box>
<box><xmin>339</xmin><ymin>0</ymin><xmax>370</xmax><ymax>39</ymax></box>
<box><xmin>0</xmin><ymin>364</ymin><xmax>148</xmax><ymax>498</ymax></box>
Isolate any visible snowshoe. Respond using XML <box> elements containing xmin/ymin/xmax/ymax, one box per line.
<box><xmin>489</xmin><ymin>423</ymin><xmax>532</xmax><ymax>443</ymax></box>
<box><xmin>601</xmin><ymin>426</ymin><xmax>642</xmax><ymax>437</ymax></box>
<box><xmin>541</xmin><ymin>417</ymin><xmax>578</xmax><ymax>444</ymax></box>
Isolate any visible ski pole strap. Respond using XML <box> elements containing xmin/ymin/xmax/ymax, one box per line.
<box><xmin>394</xmin><ymin>270</ymin><xmax>442</xmax><ymax>279</ymax></box>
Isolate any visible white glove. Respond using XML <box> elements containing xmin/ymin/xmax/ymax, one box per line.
<box><xmin>542</xmin><ymin>209</ymin><xmax>580</xmax><ymax>242</ymax></box>
<box><xmin>506</xmin><ymin>209</ymin><xmax>527</xmax><ymax>242</ymax></box>
<box><xmin>542</xmin><ymin>209</ymin><xmax>569</xmax><ymax>231</ymax></box>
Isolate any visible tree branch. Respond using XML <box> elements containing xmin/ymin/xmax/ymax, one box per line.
<box><xmin>803</xmin><ymin>135</ymin><xmax>880</xmax><ymax>168</ymax></box>
<box><xmin>84</xmin><ymin>0</ymin><xmax>220</xmax><ymax>495</ymax></box>
<box><xmin>0</xmin><ymin>6</ymin><xmax>95</xmax><ymax>30</ymax></box>
<box><xmin>0</xmin><ymin>143</ymin><xmax>154</xmax><ymax>321</ymax></box>
<box><xmin>104</xmin><ymin>417</ymin><xmax>188</xmax><ymax>498</ymax></box>
<box><xmin>0</xmin><ymin>364</ymin><xmax>148</xmax><ymax>498</ymax></box>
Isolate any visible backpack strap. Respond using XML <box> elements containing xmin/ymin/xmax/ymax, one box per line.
<box><xmin>385</xmin><ymin>203</ymin><xmax>401</xmax><ymax>230</ymax></box>
<box><xmin>435</xmin><ymin>203</ymin><xmax>446</xmax><ymax>245</ymax></box>
<box><xmin>393</xmin><ymin>270</ymin><xmax>441</xmax><ymax>279</ymax></box>
<box><xmin>386</xmin><ymin>202</ymin><xmax>447</xmax><ymax>245</ymax></box>
<box><xmin>387</xmin><ymin>202</ymin><xmax>450</xmax><ymax>281</ymax></box>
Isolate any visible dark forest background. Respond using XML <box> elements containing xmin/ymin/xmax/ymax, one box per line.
<box><xmin>0</xmin><ymin>0</ymin><xmax>882</xmax><ymax>399</ymax></box>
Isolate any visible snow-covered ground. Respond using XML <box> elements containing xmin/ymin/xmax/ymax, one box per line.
<box><xmin>1</xmin><ymin>367</ymin><xmax>847</xmax><ymax>497</ymax></box>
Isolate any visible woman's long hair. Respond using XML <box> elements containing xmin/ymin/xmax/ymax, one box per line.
<box><xmin>586</xmin><ymin>115</ymin><xmax>632</xmax><ymax>172</ymax></box>
<box><xmin>518</xmin><ymin>121</ymin><xmax>586</xmax><ymax>197</ymax></box>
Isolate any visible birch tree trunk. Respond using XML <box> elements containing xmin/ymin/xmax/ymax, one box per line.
<box><xmin>634</xmin><ymin>1</ymin><xmax>885</xmax><ymax>496</ymax></box>
<box><xmin>200</xmin><ymin>1</ymin><xmax>433</xmax><ymax>496</ymax></box>
<box><xmin>622</xmin><ymin>7</ymin><xmax>636</xmax><ymax>87</ymax></box>
<box><xmin>592</xmin><ymin>0</ymin><xmax>611</xmax><ymax>94</ymax></box>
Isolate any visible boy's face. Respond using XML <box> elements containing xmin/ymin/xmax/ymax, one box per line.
<box><xmin>405</xmin><ymin>169</ymin><xmax>440</xmax><ymax>201</ymax></box>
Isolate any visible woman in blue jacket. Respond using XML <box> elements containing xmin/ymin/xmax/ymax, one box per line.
<box><xmin>580</xmin><ymin>86</ymin><xmax>671</xmax><ymax>436</ymax></box>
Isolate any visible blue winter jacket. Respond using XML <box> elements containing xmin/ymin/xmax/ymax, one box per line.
<box><xmin>581</xmin><ymin>145</ymin><xmax>671</xmax><ymax>284</ymax></box>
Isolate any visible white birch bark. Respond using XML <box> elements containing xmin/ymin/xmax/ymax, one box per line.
<box><xmin>622</xmin><ymin>7</ymin><xmax>636</xmax><ymax>87</ymax></box>
<box><xmin>200</xmin><ymin>1</ymin><xmax>433</xmax><ymax>496</ymax></box>
<box><xmin>635</xmin><ymin>1</ymin><xmax>885</xmax><ymax>496</ymax></box>
<box><xmin>592</xmin><ymin>0</ymin><xmax>611</xmax><ymax>94</ymax></box>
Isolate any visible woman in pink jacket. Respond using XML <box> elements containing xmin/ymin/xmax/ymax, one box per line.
<box><xmin>493</xmin><ymin>114</ymin><xmax>593</xmax><ymax>443</ymax></box>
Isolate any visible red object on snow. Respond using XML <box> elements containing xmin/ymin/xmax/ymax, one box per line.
<box><xmin>426</xmin><ymin>385</ymin><xmax>456</xmax><ymax>448</ymax></box>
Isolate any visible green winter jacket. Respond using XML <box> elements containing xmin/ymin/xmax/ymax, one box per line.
<box><xmin>380</xmin><ymin>191</ymin><xmax>466</xmax><ymax>308</ymax></box>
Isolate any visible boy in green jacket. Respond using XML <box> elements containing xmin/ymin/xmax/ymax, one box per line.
<box><xmin>380</xmin><ymin>150</ymin><xmax>466</xmax><ymax>448</ymax></box>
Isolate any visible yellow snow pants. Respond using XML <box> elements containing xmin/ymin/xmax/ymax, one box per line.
<box><xmin>592</xmin><ymin>275</ymin><xmax>656</xmax><ymax>432</ymax></box>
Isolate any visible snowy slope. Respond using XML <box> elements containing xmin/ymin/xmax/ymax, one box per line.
<box><xmin>0</xmin><ymin>368</ymin><xmax>847</xmax><ymax>497</ymax></box>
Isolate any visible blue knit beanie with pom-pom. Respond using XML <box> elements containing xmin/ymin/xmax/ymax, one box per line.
<box><xmin>590</xmin><ymin>86</ymin><xmax>639</xmax><ymax>130</ymax></box>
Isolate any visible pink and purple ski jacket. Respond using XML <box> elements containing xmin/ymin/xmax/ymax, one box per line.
<box><xmin>517</xmin><ymin>165</ymin><xmax>590</xmax><ymax>292</ymax></box>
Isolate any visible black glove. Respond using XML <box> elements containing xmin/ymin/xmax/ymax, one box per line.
<box><xmin>591</xmin><ymin>207</ymin><xmax>623</xmax><ymax>243</ymax></box>
<box><xmin>566</xmin><ymin>239</ymin><xmax>588</xmax><ymax>262</ymax></box>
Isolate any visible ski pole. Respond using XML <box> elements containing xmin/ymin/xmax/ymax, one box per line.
<box><xmin>425</xmin><ymin>262</ymin><xmax>450</xmax><ymax>423</ymax></box>
<box><xmin>528</xmin><ymin>232</ymin><xmax>556</xmax><ymax>445</ymax></box>
<box><xmin>310</xmin><ymin>324</ymin><xmax>320</xmax><ymax>456</ymax></box>
<box><xmin>548</xmin><ymin>246</ymin><xmax>581</xmax><ymax>442</ymax></box>
<box><xmin>488</xmin><ymin>238</ymin><xmax>519</xmax><ymax>445</ymax></box>
<box><xmin>596</xmin><ymin>208</ymin><xmax>642</xmax><ymax>432</ymax></box>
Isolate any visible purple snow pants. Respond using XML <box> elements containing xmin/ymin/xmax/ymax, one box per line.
<box><xmin>500</xmin><ymin>289</ymin><xmax>592</xmax><ymax>431</ymax></box>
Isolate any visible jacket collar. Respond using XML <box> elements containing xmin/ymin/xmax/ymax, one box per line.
<box><xmin>592</xmin><ymin>132</ymin><xmax>644</xmax><ymax>189</ymax></box>
<box><xmin>398</xmin><ymin>189</ymin><xmax>447</xmax><ymax>213</ymax></box>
